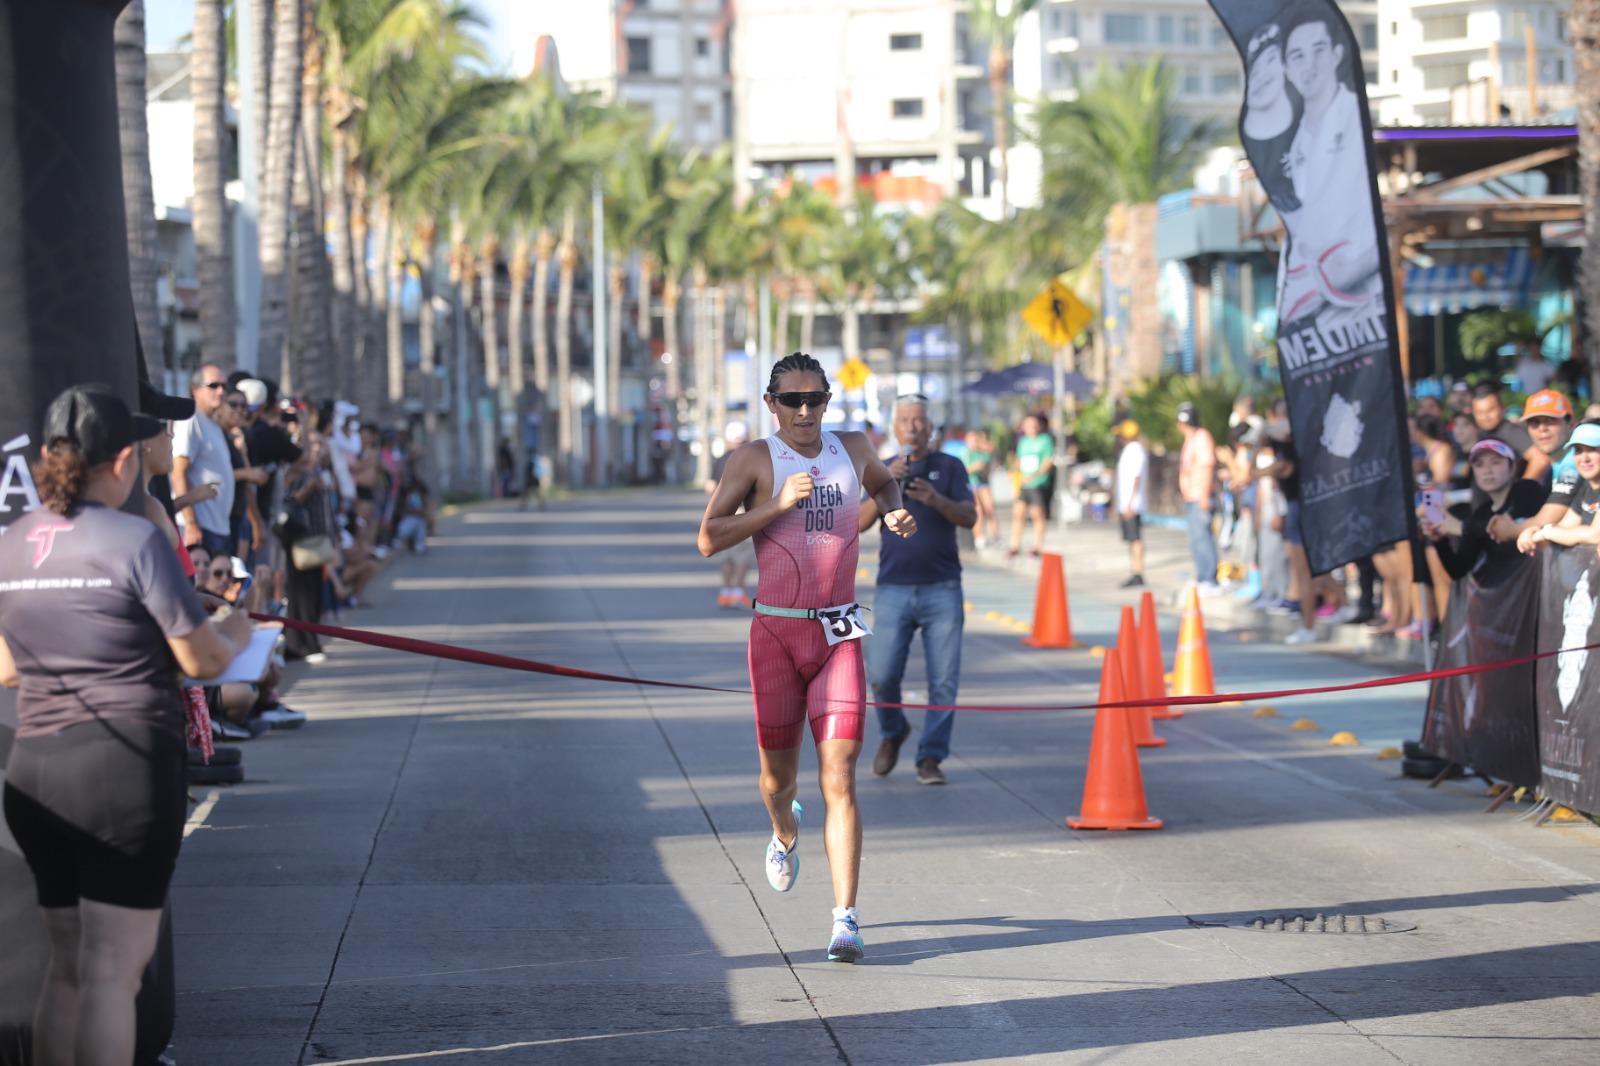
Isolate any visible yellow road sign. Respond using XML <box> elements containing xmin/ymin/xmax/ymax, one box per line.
<box><xmin>837</xmin><ymin>356</ymin><xmax>870</xmax><ymax>391</ymax></box>
<box><xmin>1022</xmin><ymin>276</ymin><xmax>1094</xmax><ymax>347</ymax></box>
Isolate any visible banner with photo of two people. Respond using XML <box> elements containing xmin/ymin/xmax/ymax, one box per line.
<box><xmin>1207</xmin><ymin>0</ymin><xmax>1415</xmax><ymax>575</ymax></box>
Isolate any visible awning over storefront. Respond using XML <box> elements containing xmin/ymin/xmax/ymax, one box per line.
<box><xmin>1403</xmin><ymin>247</ymin><xmax>1534</xmax><ymax>316</ymax></box>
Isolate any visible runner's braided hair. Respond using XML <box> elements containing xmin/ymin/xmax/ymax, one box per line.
<box><xmin>767</xmin><ymin>352</ymin><xmax>829</xmax><ymax>395</ymax></box>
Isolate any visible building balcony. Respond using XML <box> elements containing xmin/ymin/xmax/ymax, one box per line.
<box><xmin>1411</xmin><ymin>38</ymin><xmax>1487</xmax><ymax>59</ymax></box>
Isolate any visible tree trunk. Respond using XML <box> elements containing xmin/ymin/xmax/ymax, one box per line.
<box><xmin>637</xmin><ymin>253</ymin><xmax>654</xmax><ymax>352</ymax></box>
<box><xmin>291</xmin><ymin>16</ymin><xmax>332</xmax><ymax>399</ymax></box>
<box><xmin>388</xmin><ymin>243</ymin><xmax>406</xmax><ymax>407</ymax></box>
<box><xmin>479</xmin><ymin>240</ymin><xmax>501</xmax><ymax>391</ymax></box>
<box><xmin>1576</xmin><ymin>0</ymin><xmax>1600</xmax><ymax>395</ymax></box>
<box><xmin>532</xmin><ymin>228</ymin><xmax>554</xmax><ymax>470</ymax></box>
<box><xmin>507</xmin><ymin>231</ymin><xmax>530</xmax><ymax>479</ymax></box>
<box><xmin>327</xmin><ymin>124</ymin><xmax>356</xmax><ymax>397</ymax></box>
<box><xmin>556</xmin><ymin>209</ymin><xmax>578</xmax><ymax>485</ymax></box>
<box><xmin>418</xmin><ymin>228</ymin><xmax>442</xmax><ymax>486</ymax></box>
<box><xmin>608</xmin><ymin>257</ymin><xmax>625</xmax><ymax>423</ymax></box>
<box><xmin>774</xmin><ymin>288</ymin><xmax>791</xmax><ymax>356</ymax></box>
<box><xmin>693</xmin><ymin>273</ymin><xmax>713</xmax><ymax>485</ymax></box>
<box><xmin>663</xmin><ymin>272</ymin><xmax>682</xmax><ymax>480</ymax></box>
<box><xmin>117</xmin><ymin>1</ymin><xmax>164</xmax><ymax>376</ymax></box>
<box><xmin>799</xmin><ymin>283</ymin><xmax>816</xmax><ymax>354</ymax></box>
<box><xmin>251</xmin><ymin>0</ymin><xmax>273</xmax><ymax>188</ymax></box>
<box><xmin>192</xmin><ymin>0</ymin><xmax>234</xmax><ymax>368</ymax></box>
<box><xmin>363</xmin><ymin>194</ymin><xmax>391</xmax><ymax>416</ymax></box>
<box><xmin>256</xmin><ymin>0</ymin><xmax>304</xmax><ymax>380</ymax></box>
<box><xmin>990</xmin><ymin>45</ymin><xmax>1010</xmax><ymax>218</ymax></box>
<box><xmin>709</xmin><ymin>286</ymin><xmax>727</xmax><ymax>468</ymax></box>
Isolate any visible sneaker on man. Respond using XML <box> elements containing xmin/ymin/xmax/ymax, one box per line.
<box><xmin>1119</xmin><ymin>575</ymin><xmax>1145</xmax><ymax>588</ymax></box>
<box><xmin>765</xmin><ymin>800</ymin><xmax>803</xmax><ymax>892</ymax></box>
<box><xmin>1197</xmin><ymin>582</ymin><xmax>1224</xmax><ymax>597</ymax></box>
<box><xmin>826</xmin><ymin>907</ymin><xmax>865</xmax><ymax>963</ymax></box>
<box><xmin>257</xmin><ymin>704</ymin><xmax>307</xmax><ymax>730</ymax></box>
<box><xmin>716</xmin><ymin>593</ymin><xmax>732</xmax><ymax>608</ymax></box>
<box><xmin>211</xmin><ymin>717</ymin><xmax>258</xmax><ymax>742</ymax></box>
<box><xmin>873</xmin><ymin>732</ymin><xmax>908</xmax><ymax>776</ymax></box>
<box><xmin>916</xmin><ymin>758</ymin><xmax>947</xmax><ymax>785</ymax></box>
<box><xmin>733</xmin><ymin>593</ymin><xmax>753</xmax><ymax>609</ymax></box>
<box><xmin>305</xmin><ymin>652</ymin><xmax>328</xmax><ymax>665</ymax></box>
<box><xmin>1285</xmin><ymin>626</ymin><xmax>1318</xmax><ymax>646</ymax></box>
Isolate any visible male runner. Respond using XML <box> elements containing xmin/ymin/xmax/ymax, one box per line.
<box><xmin>698</xmin><ymin>353</ymin><xmax>916</xmax><ymax>962</ymax></box>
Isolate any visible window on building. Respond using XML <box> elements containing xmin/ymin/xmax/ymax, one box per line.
<box><xmin>1050</xmin><ymin>56</ymin><xmax>1065</xmax><ymax>84</ymax></box>
<box><xmin>625</xmin><ymin>36</ymin><xmax>651</xmax><ymax>74</ymax></box>
<box><xmin>1364</xmin><ymin>64</ymin><xmax>1378</xmax><ymax>85</ymax></box>
<box><xmin>1157</xmin><ymin>15</ymin><xmax>1175</xmax><ymax>44</ymax></box>
<box><xmin>1104</xmin><ymin>13</ymin><xmax>1144</xmax><ymax>44</ymax></box>
<box><xmin>1210</xmin><ymin>25</ymin><xmax>1227</xmax><ymax>47</ymax></box>
<box><xmin>1182</xmin><ymin>65</ymin><xmax>1202</xmax><ymax>95</ymax></box>
<box><xmin>1048</xmin><ymin>8</ymin><xmax>1063</xmax><ymax>34</ymax></box>
<box><xmin>696</xmin><ymin>37</ymin><xmax>710</xmax><ymax>58</ymax></box>
<box><xmin>890</xmin><ymin>32</ymin><xmax>923</xmax><ymax>51</ymax></box>
<box><xmin>1422</xmin><ymin>62</ymin><xmax>1471</xmax><ymax>90</ymax></box>
<box><xmin>1066</xmin><ymin>11</ymin><xmax>1078</xmax><ymax>36</ymax></box>
<box><xmin>1419</xmin><ymin>14</ymin><xmax>1468</xmax><ymax>41</ymax></box>
<box><xmin>1211</xmin><ymin>69</ymin><xmax>1241</xmax><ymax>96</ymax></box>
<box><xmin>1392</xmin><ymin>67</ymin><xmax>1400</xmax><ymax>84</ymax></box>
<box><xmin>892</xmin><ymin>97</ymin><xmax>924</xmax><ymax>118</ymax></box>
<box><xmin>1360</xmin><ymin>20</ymin><xmax>1378</xmax><ymax>50</ymax></box>
<box><xmin>1182</xmin><ymin>16</ymin><xmax>1200</xmax><ymax>45</ymax></box>
<box><xmin>1390</xmin><ymin>21</ymin><xmax>1398</xmax><ymax>36</ymax></box>
<box><xmin>694</xmin><ymin>102</ymin><xmax>713</xmax><ymax>124</ymax></box>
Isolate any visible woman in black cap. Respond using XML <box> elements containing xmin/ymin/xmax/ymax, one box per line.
<box><xmin>0</xmin><ymin>384</ymin><xmax>250</xmax><ymax>1066</ymax></box>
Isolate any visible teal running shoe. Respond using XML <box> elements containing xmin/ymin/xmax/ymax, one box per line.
<box><xmin>827</xmin><ymin>908</ymin><xmax>864</xmax><ymax>963</ymax></box>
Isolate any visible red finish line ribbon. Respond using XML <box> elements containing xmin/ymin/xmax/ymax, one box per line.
<box><xmin>253</xmin><ymin>613</ymin><xmax>1600</xmax><ymax>714</ymax></box>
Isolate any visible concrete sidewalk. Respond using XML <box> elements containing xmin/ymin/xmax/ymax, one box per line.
<box><xmin>170</xmin><ymin>489</ymin><xmax>1600</xmax><ymax>1064</ymax></box>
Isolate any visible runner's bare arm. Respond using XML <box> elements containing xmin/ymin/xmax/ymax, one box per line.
<box><xmin>697</xmin><ymin>443</ymin><xmax>806</xmax><ymax>556</ymax></box>
<box><xmin>840</xmin><ymin>432</ymin><xmax>916</xmax><ymax>538</ymax></box>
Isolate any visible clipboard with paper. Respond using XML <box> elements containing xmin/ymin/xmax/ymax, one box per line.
<box><xmin>184</xmin><ymin>626</ymin><xmax>278</xmax><ymax>686</ymax></box>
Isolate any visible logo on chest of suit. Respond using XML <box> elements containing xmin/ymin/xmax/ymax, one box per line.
<box><xmin>810</xmin><ymin>465</ymin><xmax>820</xmax><ymax>477</ymax></box>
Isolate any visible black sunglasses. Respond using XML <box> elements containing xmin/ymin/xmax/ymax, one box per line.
<box><xmin>225</xmin><ymin>400</ymin><xmax>247</xmax><ymax>409</ymax></box>
<box><xmin>770</xmin><ymin>390</ymin><xmax>831</xmax><ymax>409</ymax></box>
<box><xmin>201</xmin><ymin>381</ymin><xmax>227</xmax><ymax>390</ymax></box>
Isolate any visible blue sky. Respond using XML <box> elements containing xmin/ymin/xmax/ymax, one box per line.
<box><xmin>144</xmin><ymin>0</ymin><xmax>521</xmax><ymax>72</ymax></box>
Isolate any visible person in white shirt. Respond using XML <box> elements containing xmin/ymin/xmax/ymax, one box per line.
<box><xmin>1114</xmin><ymin>420</ymin><xmax>1149</xmax><ymax>588</ymax></box>
<box><xmin>171</xmin><ymin>364</ymin><xmax>236</xmax><ymax>557</ymax></box>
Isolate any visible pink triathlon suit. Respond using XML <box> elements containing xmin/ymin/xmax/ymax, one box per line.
<box><xmin>748</xmin><ymin>430</ymin><xmax>866</xmax><ymax>750</ymax></box>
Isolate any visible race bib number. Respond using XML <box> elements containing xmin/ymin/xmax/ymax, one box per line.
<box><xmin>1020</xmin><ymin>454</ymin><xmax>1041</xmax><ymax>474</ymax></box>
<box><xmin>817</xmin><ymin>602</ymin><xmax>872</xmax><ymax>646</ymax></box>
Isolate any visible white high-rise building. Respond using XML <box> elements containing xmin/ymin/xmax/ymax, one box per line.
<box><xmin>519</xmin><ymin>0</ymin><xmax>732</xmax><ymax>149</ymax></box>
<box><xmin>1025</xmin><ymin>0</ymin><xmax>1380</xmax><ymax>123</ymax></box>
<box><xmin>1376</xmin><ymin>1</ymin><xmax>1575</xmax><ymax>124</ymax></box>
<box><xmin>732</xmin><ymin>0</ymin><xmax>993</xmax><ymax>207</ymax></box>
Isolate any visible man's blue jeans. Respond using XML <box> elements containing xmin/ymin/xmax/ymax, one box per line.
<box><xmin>869</xmin><ymin>580</ymin><xmax>963</xmax><ymax>764</ymax></box>
<box><xmin>1185</xmin><ymin>502</ymin><xmax>1218</xmax><ymax>585</ymax></box>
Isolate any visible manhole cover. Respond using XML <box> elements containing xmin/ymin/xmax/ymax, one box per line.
<box><xmin>1241</xmin><ymin>913</ymin><xmax>1415</xmax><ymax>934</ymax></box>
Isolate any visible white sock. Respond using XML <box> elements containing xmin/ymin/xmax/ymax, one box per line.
<box><xmin>832</xmin><ymin>906</ymin><xmax>858</xmax><ymax>923</ymax></box>
<box><xmin>720</xmin><ymin>586</ymin><xmax>733</xmax><ymax>597</ymax></box>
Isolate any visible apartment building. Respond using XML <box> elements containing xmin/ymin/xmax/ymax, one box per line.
<box><xmin>521</xmin><ymin>0</ymin><xmax>732</xmax><ymax>149</ymax></box>
<box><xmin>731</xmin><ymin>0</ymin><xmax>993</xmax><ymax>207</ymax></box>
<box><xmin>1026</xmin><ymin>0</ymin><xmax>1380</xmax><ymax>122</ymax></box>
<box><xmin>1376</xmin><ymin>1</ymin><xmax>1575</xmax><ymax>124</ymax></box>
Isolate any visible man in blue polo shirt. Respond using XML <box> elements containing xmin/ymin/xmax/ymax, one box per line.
<box><xmin>858</xmin><ymin>394</ymin><xmax>977</xmax><ymax>785</ymax></box>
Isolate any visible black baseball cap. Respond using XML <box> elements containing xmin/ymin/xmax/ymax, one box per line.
<box><xmin>138</xmin><ymin>378</ymin><xmax>196</xmax><ymax>421</ymax></box>
<box><xmin>43</xmin><ymin>384</ymin><xmax>165</xmax><ymax>465</ymax></box>
<box><xmin>1176</xmin><ymin>402</ymin><xmax>1198</xmax><ymax>426</ymax></box>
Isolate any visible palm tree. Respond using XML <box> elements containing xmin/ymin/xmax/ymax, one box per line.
<box><xmin>256</xmin><ymin>0</ymin><xmax>305</xmax><ymax>381</ymax></box>
<box><xmin>1574</xmin><ymin>0</ymin><xmax>1600</xmax><ymax>395</ymax></box>
<box><xmin>966</xmin><ymin>0</ymin><xmax>1041</xmax><ymax>218</ymax></box>
<box><xmin>116</xmin><ymin>0</ymin><xmax>163</xmax><ymax>375</ymax></box>
<box><xmin>192</xmin><ymin>0</ymin><xmax>234</xmax><ymax>368</ymax></box>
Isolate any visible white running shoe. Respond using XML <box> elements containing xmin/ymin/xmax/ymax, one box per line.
<box><xmin>827</xmin><ymin>907</ymin><xmax>865</xmax><ymax>963</ymax></box>
<box><xmin>765</xmin><ymin>800</ymin><xmax>803</xmax><ymax>892</ymax></box>
<box><xmin>1285</xmin><ymin>626</ymin><xmax>1318</xmax><ymax>646</ymax></box>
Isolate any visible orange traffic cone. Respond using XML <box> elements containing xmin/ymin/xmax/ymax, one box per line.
<box><xmin>1139</xmin><ymin>592</ymin><xmax>1181</xmax><ymax>720</ymax></box>
<box><xmin>1117</xmin><ymin>607</ymin><xmax>1166</xmax><ymax>748</ymax></box>
<box><xmin>1022</xmin><ymin>552</ymin><xmax>1077</xmax><ymax>649</ymax></box>
<box><xmin>1172</xmin><ymin>586</ymin><xmax>1216</xmax><ymax>698</ymax></box>
<box><xmin>1068</xmin><ymin>646</ymin><xmax>1163</xmax><ymax>831</ymax></box>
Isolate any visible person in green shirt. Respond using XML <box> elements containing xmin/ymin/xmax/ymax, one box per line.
<box><xmin>1009</xmin><ymin>414</ymin><xmax>1055</xmax><ymax>558</ymax></box>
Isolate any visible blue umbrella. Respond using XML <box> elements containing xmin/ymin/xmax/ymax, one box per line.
<box><xmin>966</xmin><ymin>363</ymin><xmax>1094</xmax><ymax>399</ymax></box>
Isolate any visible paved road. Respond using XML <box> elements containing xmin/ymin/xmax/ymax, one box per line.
<box><xmin>174</xmin><ymin>489</ymin><xmax>1600</xmax><ymax>1064</ymax></box>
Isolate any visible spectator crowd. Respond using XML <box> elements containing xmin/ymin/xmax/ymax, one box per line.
<box><xmin>148</xmin><ymin>365</ymin><xmax>436</xmax><ymax>784</ymax></box>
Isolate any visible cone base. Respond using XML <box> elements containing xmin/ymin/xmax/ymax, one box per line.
<box><xmin>1135</xmin><ymin>737</ymin><xmax>1168</xmax><ymax>748</ymax></box>
<box><xmin>1150</xmin><ymin>708</ymin><xmax>1185</xmax><ymax>720</ymax></box>
<box><xmin>1067</xmin><ymin>815</ymin><xmax>1164</xmax><ymax>831</ymax></box>
<box><xmin>1021</xmin><ymin>636</ymin><xmax>1074</xmax><ymax>649</ymax></box>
